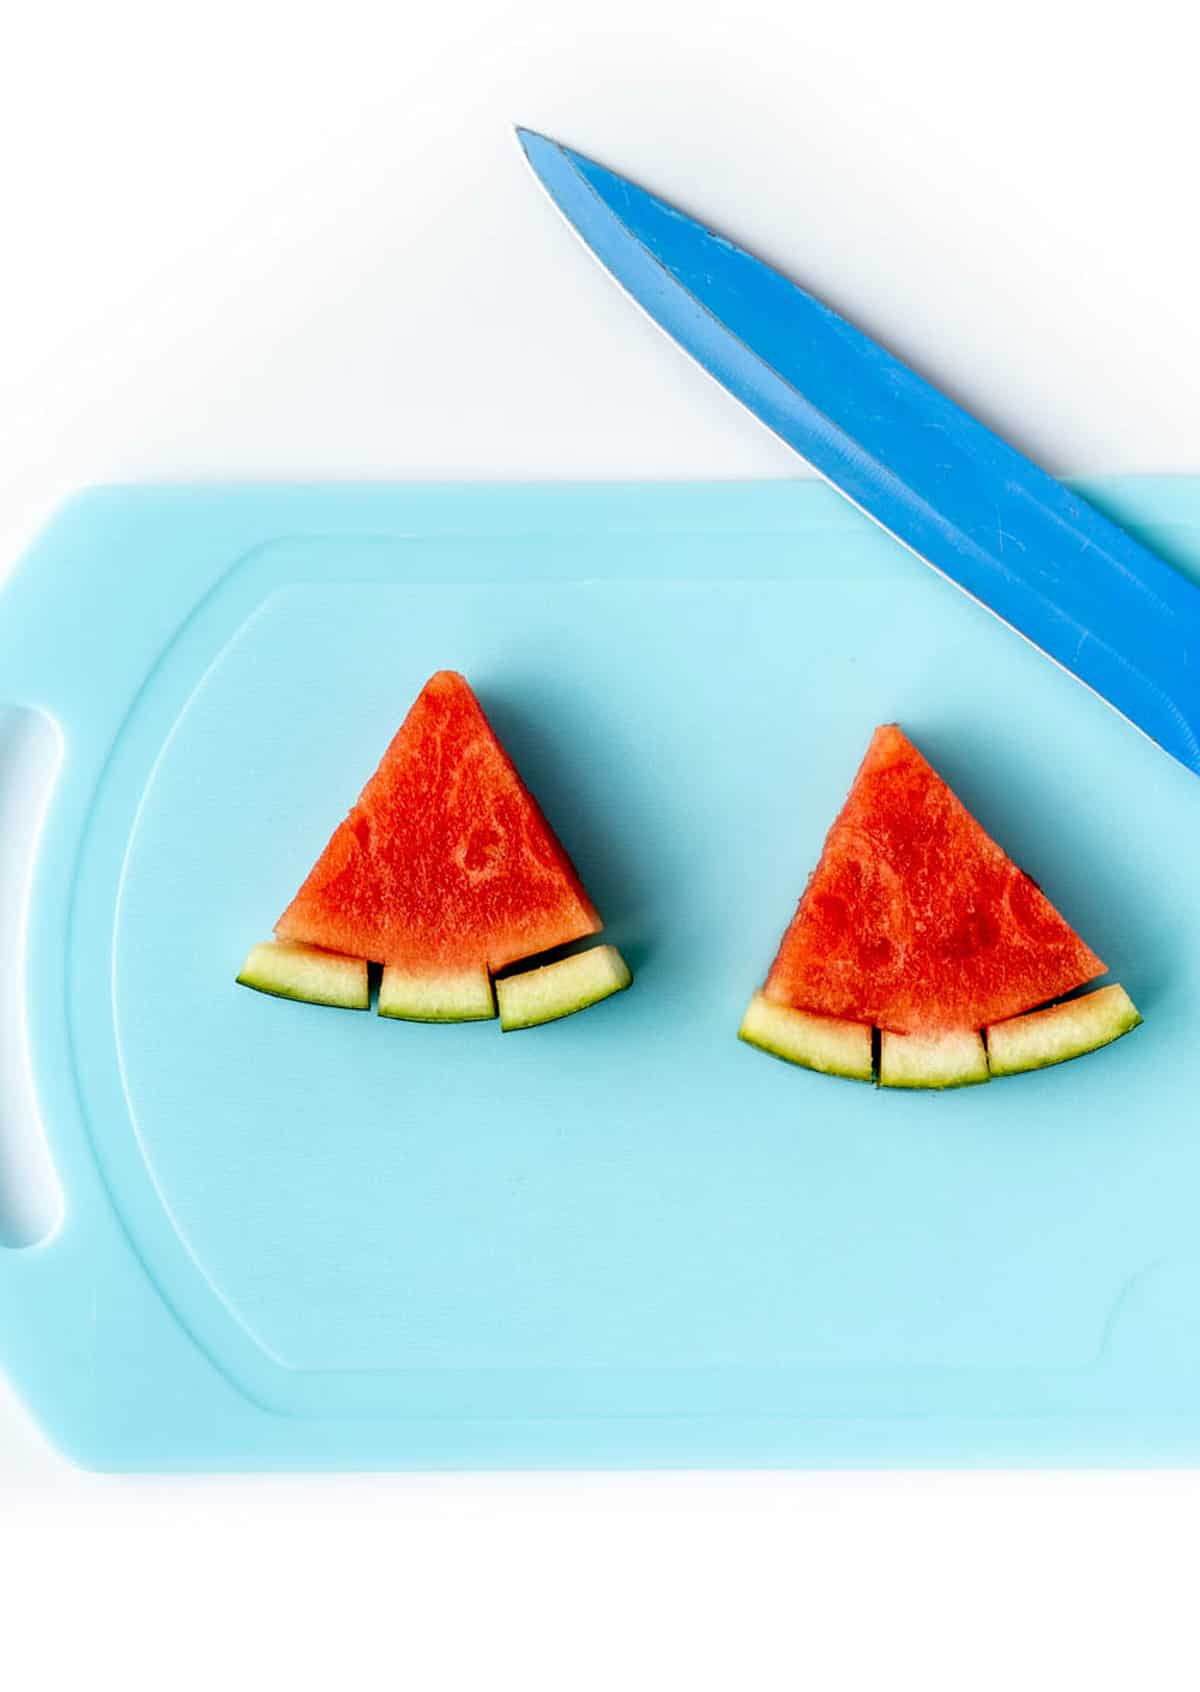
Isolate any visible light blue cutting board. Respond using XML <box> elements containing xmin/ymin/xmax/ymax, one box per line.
<box><xmin>0</xmin><ymin>476</ymin><xmax>1197</xmax><ymax>1470</ymax></box>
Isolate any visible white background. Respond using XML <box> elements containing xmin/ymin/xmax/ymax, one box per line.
<box><xmin>3</xmin><ymin>0</ymin><xmax>1199</xmax><ymax>1685</ymax></box>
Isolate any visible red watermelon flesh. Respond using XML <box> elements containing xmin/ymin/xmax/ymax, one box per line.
<box><xmin>275</xmin><ymin>671</ymin><xmax>601</xmax><ymax>975</ymax></box>
<box><xmin>763</xmin><ymin>725</ymin><xmax>1104</xmax><ymax>1035</ymax></box>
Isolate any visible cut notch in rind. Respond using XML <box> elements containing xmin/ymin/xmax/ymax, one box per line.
<box><xmin>878</xmin><ymin>1026</ymin><xmax>989</xmax><ymax>1090</ymax></box>
<box><xmin>739</xmin><ymin>994</ymin><xmax>873</xmax><ymax>1081</ymax></box>
<box><xmin>985</xmin><ymin>983</ymin><xmax>1142</xmax><ymax>1075</ymax></box>
<box><xmin>236</xmin><ymin>940</ymin><xmax>369</xmax><ymax>1010</ymax></box>
<box><xmin>496</xmin><ymin>944</ymin><xmax>632</xmax><ymax>1031</ymax></box>
<box><xmin>378</xmin><ymin>964</ymin><xmax>496</xmax><ymax>1023</ymax></box>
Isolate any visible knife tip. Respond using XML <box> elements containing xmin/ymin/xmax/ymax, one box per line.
<box><xmin>513</xmin><ymin>125</ymin><xmax>557</xmax><ymax>160</ymax></box>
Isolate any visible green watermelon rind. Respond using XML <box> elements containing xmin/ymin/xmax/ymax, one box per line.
<box><xmin>740</xmin><ymin>982</ymin><xmax>1142</xmax><ymax>1088</ymax></box>
<box><xmin>985</xmin><ymin>983</ymin><xmax>1142</xmax><ymax>1076</ymax></box>
<box><xmin>496</xmin><ymin>944</ymin><xmax>632</xmax><ymax>1032</ymax></box>
<box><xmin>237</xmin><ymin>939</ymin><xmax>636</xmax><ymax>1028</ymax></box>
<box><xmin>738</xmin><ymin>993</ymin><xmax>873</xmax><ymax>1082</ymax></box>
<box><xmin>878</xmin><ymin>1027</ymin><xmax>989</xmax><ymax>1090</ymax></box>
<box><xmin>236</xmin><ymin>940</ymin><xmax>369</xmax><ymax>1011</ymax></box>
<box><xmin>377</xmin><ymin>964</ymin><xmax>496</xmax><ymax>1023</ymax></box>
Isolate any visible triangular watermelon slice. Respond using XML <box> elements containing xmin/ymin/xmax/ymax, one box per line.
<box><xmin>238</xmin><ymin>672</ymin><xmax>631</xmax><ymax>1028</ymax></box>
<box><xmin>740</xmin><ymin>725</ymin><xmax>1141</xmax><ymax>1088</ymax></box>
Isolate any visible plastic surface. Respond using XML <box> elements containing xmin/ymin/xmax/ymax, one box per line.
<box><xmin>518</xmin><ymin>131</ymin><xmax>1200</xmax><ymax>776</ymax></box>
<box><xmin>0</xmin><ymin>477</ymin><xmax>1197</xmax><ymax>1471</ymax></box>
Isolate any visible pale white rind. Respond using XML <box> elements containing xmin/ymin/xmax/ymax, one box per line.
<box><xmin>878</xmin><ymin>1027</ymin><xmax>989</xmax><ymax>1089</ymax></box>
<box><xmin>738</xmin><ymin>993</ymin><xmax>872</xmax><ymax>1081</ymax></box>
<box><xmin>985</xmin><ymin>983</ymin><xmax>1142</xmax><ymax>1075</ymax></box>
<box><xmin>378</xmin><ymin>964</ymin><xmax>496</xmax><ymax>1023</ymax></box>
<box><xmin>236</xmin><ymin>940</ymin><xmax>368</xmax><ymax>1010</ymax></box>
<box><xmin>496</xmin><ymin>945</ymin><xmax>632</xmax><ymax>1031</ymax></box>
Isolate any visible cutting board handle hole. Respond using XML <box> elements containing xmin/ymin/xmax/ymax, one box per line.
<box><xmin>0</xmin><ymin>706</ymin><xmax>63</xmax><ymax>1248</ymax></box>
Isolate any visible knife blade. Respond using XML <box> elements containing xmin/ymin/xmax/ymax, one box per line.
<box><xmin>517</xmin><ymin>127</ymin><xmax>1200</xmax><ymax>777</ymax></box>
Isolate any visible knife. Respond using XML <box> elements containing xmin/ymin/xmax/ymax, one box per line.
<box><xmin>516</xmin><ymin>128</ymin><xmax>1200</xmax><ymax>777</ymax></box>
